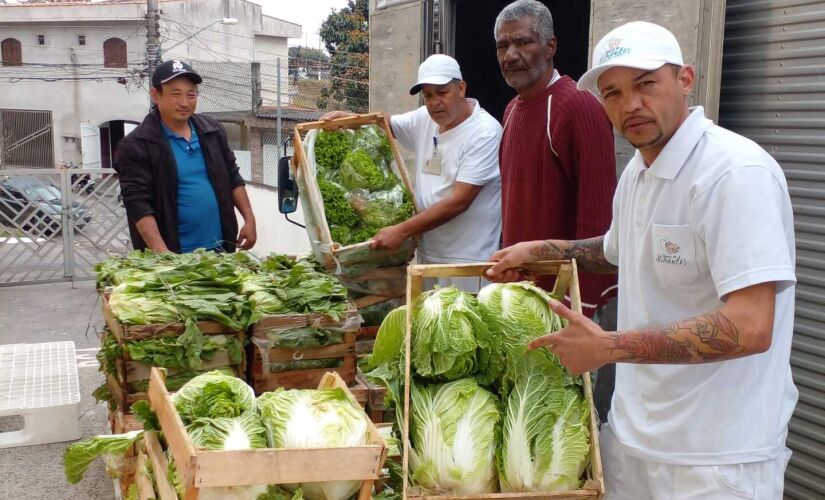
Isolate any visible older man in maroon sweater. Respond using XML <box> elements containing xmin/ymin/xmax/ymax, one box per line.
<box><xmin>495</xmin><ymin>0</ymin><xmax>617</xmax><ymax>319</ymax></box>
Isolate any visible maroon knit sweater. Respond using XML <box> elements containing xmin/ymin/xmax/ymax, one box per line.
<box><xmin>499</xmin><ymin>76</ymin><xmax>617</xmax><ymax>315</ymax></box>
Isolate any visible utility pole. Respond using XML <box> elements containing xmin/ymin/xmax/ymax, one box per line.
<box><xmin>146</xmin><ymin>0</ymin><xmax>160</xmax><ymax>76</ymax></box>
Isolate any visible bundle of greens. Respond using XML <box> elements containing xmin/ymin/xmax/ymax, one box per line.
<box><xmin>311</xmin><ymin>125</ymin><xmax>414</xmax><ymax>247</ymax></box>
<box><xmin>241</xmin><ymin>257</ymin><xmax>349</xmax><ymax>321</ymax></box>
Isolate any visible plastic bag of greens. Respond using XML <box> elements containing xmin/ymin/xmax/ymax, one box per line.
<box><xmin>348</xmin><ymin>184</ymin><xmax>414</xmax><ymax>228</ymax></box>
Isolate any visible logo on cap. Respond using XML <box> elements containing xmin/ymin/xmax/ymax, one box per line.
<box><xmin>600</xmin><ymin>39</ymin><xmax>631</xmax><ymax>65</ymax></box>
<box><xmin>172</xmin><ymin>60</ymin><xmax>184</xmax><ymax>71</ymax></box>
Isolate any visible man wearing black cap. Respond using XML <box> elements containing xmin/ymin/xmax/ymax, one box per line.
<box><xmin>114</xmin><ymin>59</ymin><xmax>256</xmax><ymax>253</ymax></box>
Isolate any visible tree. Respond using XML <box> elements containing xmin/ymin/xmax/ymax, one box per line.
<box><xmin>318</xmin><ymin>0</ymin><xmax>368</xmax><ymax>112</ymax></box>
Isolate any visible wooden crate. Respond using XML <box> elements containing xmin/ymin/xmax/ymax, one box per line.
<box><xmin>102</xmin><ymin>293</ymin><xmax>239</xmax><ymax>342</ymax></box>
<box><xmin>109</xmin><ymin>407</ymin><xmax>145</xmax><ymax>435</ymax></box>
<box><xmin>249</xmin><ymin>304</ymin><xmax>360</xmax><ymax>393</ymax></box>
<box><xmin>401</xmin><ymin>261</ymin><xmax>605</xmax><ymax>500</ymax></box>
<box><xmin>147</xmin><ymin>367</ymin><xmax>388</xmax><ymax>500</ymax></box>
<box><xmin>291</xmin><ymin>113</ymin><xmax>420</xmax><ymax>277</ymax></box>
<box><xmin>101</xmin><ymin>296</ymin><xmax>246</xmax><ymax>411</ymax></box>
<box><xmin>358</xmin><ymin>372</ymin><xmax>392</xmax><ymax>424</ymax></box>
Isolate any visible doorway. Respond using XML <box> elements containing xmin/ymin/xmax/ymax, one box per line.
<box><xmin>450</xmin><ymin>0</ymin><xmax>591</xmax><ymax>122</ymax></box>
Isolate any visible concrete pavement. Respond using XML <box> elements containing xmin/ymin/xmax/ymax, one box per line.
<box><xmin>0</xmin><ymin>280</ymin><xmax>114</xmax><ymax>500</ymax></box>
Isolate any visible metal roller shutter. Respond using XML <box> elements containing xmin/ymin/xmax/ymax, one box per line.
<box><xmin>719</xmin><ymin>1</ymin><xmax>825</xmax><ymax>498</ymax></box>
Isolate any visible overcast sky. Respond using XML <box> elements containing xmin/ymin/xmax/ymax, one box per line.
<box><xmin>248</xmin><ymin>0</ymin><xmax>351</xmax><ymax>50</ymax></box>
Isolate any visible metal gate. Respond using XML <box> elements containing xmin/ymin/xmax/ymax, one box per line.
<box><xmin>720</xmin><ymin>2</ymin><xmax>825</xmax><ymax>498</ymax></box>
<box><xmin>0</xmin><ymin>109</ymin><xmax>54</xmax><ymax>169</ymax></box>
<box><xmin>0</xmin><ymin>168</ymin><xmax>131</xmax><ymax>285</ymax></box>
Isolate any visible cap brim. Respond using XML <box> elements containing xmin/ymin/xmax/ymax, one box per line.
<box><xmin>160</xmin><ymin>71</ymin><xmax>203</xmax><ymax>85</ymax></box>
<box><xmin>409</xmin><ymin>75</ymin><xmax>455</xmax><ymax>95</ymax></box>
<box><xmin>577</xmin><ymin>59</ymin><xmax>669</xmax><ymax>94</ymax></box>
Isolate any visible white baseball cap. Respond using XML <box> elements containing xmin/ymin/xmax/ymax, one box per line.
<box><xmin>409</xmin><ymin>54</ymin><xmax>463</xmax><ymax>95</ymax></box>
<box><xmin>577</xmin><ymin>21</ymin><xmax>684</xmax><ymax>94</ymax></box>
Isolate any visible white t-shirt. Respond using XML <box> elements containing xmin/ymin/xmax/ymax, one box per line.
<box><xmin>391</xmin><ymin>101</ymin><xmax>502</xmax><ymax>263</ymax></box>
<box><xmin>604</xmin><ymin>107</ymin><xmax>798</xmax><ymax>465</ymax></box>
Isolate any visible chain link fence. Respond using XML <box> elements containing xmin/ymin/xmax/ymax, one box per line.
<box><xmin>191</xmin><ymin>54</ymin><xmax>369</xmax><ymax>188</ymax></box>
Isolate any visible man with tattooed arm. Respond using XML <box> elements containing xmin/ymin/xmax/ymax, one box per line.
<box><xmin>488</xmin><ymin>22</ymin><xmax>797</xmax><ymax>499</ymax></box>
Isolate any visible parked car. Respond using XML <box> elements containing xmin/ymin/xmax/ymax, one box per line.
<box><xmin>0</xmin><ymin>176</ymin><xmax>92</xmax><ymax>237</ymax></box>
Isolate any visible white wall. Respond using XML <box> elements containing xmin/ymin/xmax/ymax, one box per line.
<box><xmin>238</xmin><ymin>183</ymin><xmax>312</xmax><ymax>258</ymax></box>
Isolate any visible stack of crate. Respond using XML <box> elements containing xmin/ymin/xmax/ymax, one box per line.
<box><xmin>100</xmin><ymin>293</ymin><xmax>246</xmax><ymax>433</ymax></box>
<box><xmin>247</xmin><ymin>303</ymin><xmax>362</xmax><ymax>394</ymax></box>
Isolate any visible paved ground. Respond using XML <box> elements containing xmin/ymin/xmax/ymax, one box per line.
<box><xmin>0</xmin><ymin>280</ymin><xmax>114</xmax><ymax>500</ymax></box>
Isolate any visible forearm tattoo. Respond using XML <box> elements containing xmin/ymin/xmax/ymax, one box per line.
<box><xmin>530</xmin><ymin>236</ymin><xmax>618</xmax><ymax>274</ymax></box>
<box><xmin>608</xmin><ymin>311</ymin><xmax>746</xmax><ymax>364</ymax></box>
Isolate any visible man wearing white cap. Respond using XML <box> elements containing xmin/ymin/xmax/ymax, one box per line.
<box><xmin>489</xmin><ymin>21</ymin><xmax>797</xmax><ymax>498</ymax></box>
<box><xmin>323</xmin><ymin>55</ymin><xmax>502</xmax><ymax>288</ymax></box>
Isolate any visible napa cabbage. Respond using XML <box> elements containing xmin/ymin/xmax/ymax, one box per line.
<box><xmin>172</xmin><ymin>370</ymin><xmax>256</xmax><ymax>422</ymax></box>
<box><xmin>498</xmin><ymin>347</ymin><xmax>591</xmax><ymax>492</ymax></box>
<box><xmin>412</xmin><ymin>287</ymin><xmax>501</xmax><ymax>385</ymax></box>
<box><xmin>477</xmin><ymin>281</ymin><xmax>563</xmax><ymax>353</ymax></box>
<box><xmin>257</xmin><ymin>387</ymin><xmax>371</xmax><ymax>500</ymax></box>
<box><xmin>409</xmin><ymin>378</ymin><xmax>500</xmax><ymax>495</ymax></box>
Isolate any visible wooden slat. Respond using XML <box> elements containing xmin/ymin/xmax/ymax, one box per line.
<box><xmin>143</xmin><ymin>431</ymin><xmax>182</xmax><ymax>500</ymax></box>
<box><xmin>253</xmin><ymin>304</ymin><xmax>359</xmax><ymax>333</ymax></box>
<box><xmin>125</xmin><ymin>350</ymin><xmax>234</xmax><ymax>381</ymax></box>
<box><xmin>193</xmin><ymin>446</ymin><xmax>385</xmax><ymax>487</ymax></box>
<box><xmin>265</xmin><ymin>342</ymin><xmax>355</xmax><ymax>363</ymax></box>
<box><xmin>354</xmin><ymin>293</ymin><xmax>400</xmax><ymax>309</ymax></box>
<box><xmin>295</xmin><ymin>112</ymin><xmax>386</xmax><ymax>132</ymax></box>
<box><xmin>135</xmin><ymin>449</ymin><xmax>157</xmax><ymax>500</ymax></box>
<box><xmin>253</xmin><ymin>366</ymin><xmax>357</xmax><ymax>392</ymax></box>
<box><xmin>408</xmin><ymin>261</ymin><xmax>565</xmax><ymax>279</ymax></box>
<box><xmin>409</xmin><ymin>491</ymin><xmax>599</xmax><ymax>499</ymax></box>
<box><xmin>402</xmin><ymin>266</ymin><xmax>424</xmax><ymax>499</ymax></box>
<box><xmin>148</xmin><ymin>368</ymin><xmax>198</xmax><ymax>496</ymax></box>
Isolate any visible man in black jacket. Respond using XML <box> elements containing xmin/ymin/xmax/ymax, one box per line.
<box><xmin>114</xmin><ymin>59</ymin><xmax>256</xmax><ymax>253</ymax></box>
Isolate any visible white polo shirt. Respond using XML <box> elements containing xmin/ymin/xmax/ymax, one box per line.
<box><xmin>391</xmin><ymin>101</ymin><xmax>502</xmax><ymax>263</ymax></box>
<box><xmin>604</xmin><ymin>107</ymin><xmax>798</xmax><ymax>465</ymax></box>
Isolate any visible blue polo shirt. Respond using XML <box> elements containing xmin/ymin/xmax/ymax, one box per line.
<box><xmin>161</xmin><ymin>121</ymin><xmax>223</xmax><ymax>252</ymax></box>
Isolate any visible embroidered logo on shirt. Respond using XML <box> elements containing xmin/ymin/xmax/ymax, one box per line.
<box><xmin>600</xmin><ymin>38</ymin><xmax>631</xmax><ymax>64</ymax></box>
<box><xmin>656</xmin><ymin>239</ymin><xmax>687</xmax><ymax>266</ymax></box>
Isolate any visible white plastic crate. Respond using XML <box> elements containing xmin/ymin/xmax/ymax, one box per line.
<box><xmin>0</xmin><ymin>341</ymin><xmax>82</xmax><ymax>448</ymax></box>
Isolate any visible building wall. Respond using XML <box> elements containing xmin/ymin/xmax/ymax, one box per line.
<box><xmin>0</xmin><ymin>23</ymin><xmax>148</xmax><ymax>165</ymax></box>
<box><xmin>369</xmin><ymin>0</ymin><xmax>423</xmax><ymax>115</ymax></box>
<box><xmin>0</xmin><ymin>0</ymin><xmax>299</xmax><ymax>168</ymax></box>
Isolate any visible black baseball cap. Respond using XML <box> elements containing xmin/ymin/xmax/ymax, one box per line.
<box><xmin>151</xmin><ymin>59</ymin><xmax>203</xmax><ymax>88</ymax></box>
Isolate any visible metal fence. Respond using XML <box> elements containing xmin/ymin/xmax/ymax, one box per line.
<box><xmin>195</xmin><ymin>55</ymin><xmax>369</xmax><ymax>190</ymax></box>
<box><xmin>0</xmin><ymin>167</ymin><xmax>131</xmax><ymax>286</ymax></box>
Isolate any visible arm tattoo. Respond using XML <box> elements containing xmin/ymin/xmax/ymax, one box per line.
<box><xmin>608</xmin><ymin>311</ymin><xmax>746</xmax><ymax>364</ymax></box>
<box><xmin>530</xmin><ymin>236</ymin><xmax>618</xmax><ymax>274</ymax></box>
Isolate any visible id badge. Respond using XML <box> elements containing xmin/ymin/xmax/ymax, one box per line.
<box><xmin>423</xmin><ymin>138</ymin><xmax>442</xmax><ymax>176</ymax></box>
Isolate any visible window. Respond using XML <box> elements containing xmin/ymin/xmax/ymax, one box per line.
<box><xmin>1</xmin><ymin>38</ymin><xmax>22</xmax><ymax>66</ymax></box>
<box><xmin>103</xmin><ymin>38</ymin><xmax>127</xmax><ymax>68</ymax></box>
<box><xmin>37</xmin><ymin>34</ymin><xmax>45</xmax><ymax>46</ymax></box>
<box><xmin>78</xmin><ymin>35</ymin><xmax>86</xmax><ymax>46</ymax></box>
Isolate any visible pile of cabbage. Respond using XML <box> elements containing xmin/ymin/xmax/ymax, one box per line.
<box><xmin>363</xmin><ymin>282</ymin><xmax>591</xmax><ymax>496</ymax></box>
<box><xmin>312</xmin><ymin>125</ymin><xmax>415</xmax><ymax>246</ymax></box>
<box><xmin>67</xmin><ymin>370</ymin><xmax>375</xmax><ymax>500</ymax></box>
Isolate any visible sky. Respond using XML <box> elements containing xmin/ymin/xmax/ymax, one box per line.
<box><xmin>248</xmin><ymin>0</ymin><xmax>351</xmax><ymax>50</ymax></box>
